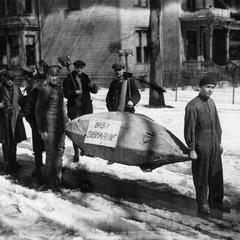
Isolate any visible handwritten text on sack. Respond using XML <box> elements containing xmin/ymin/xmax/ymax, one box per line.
<box><xmin>84</xmin><ymin>118</ymin><xmax>121</xmax><ymax>148</ymax></box>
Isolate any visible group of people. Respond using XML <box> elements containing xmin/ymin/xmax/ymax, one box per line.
<box><xmin>0</xmin><ymin>60</ymin><xmax>141</xmax><ymax>192</ymax></box>
<box><xmin>0</xmin><ymin>60</ymin><xmax>230</xmax><ymax>214</ymax></box>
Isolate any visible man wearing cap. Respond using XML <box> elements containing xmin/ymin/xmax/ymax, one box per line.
<box><xmin>0</xmin><ymin>68</ymin><xmax>27</xmax><ymax>172</ymax></box>
<box><xmin>184</xmin><ymin>76</ymin><xmax>229</xmax><ymax>215</ymax></box>
<box><xmin>63</xmin><ymin>60</ymin><xmax>98</xmax><ymax>162</ymax></box>
<box><xmin>22</xmin><ymin>66</ymin><xmax>45</xmax><ymax>184</ymax></box>
<box><xmin>36</xmin><ymin>65</ymin><xmax>67</xmax><ymax>191</ymax></box>
<box><xmin>106</xmin><ymin>63</ymin><xmax>140</xmax><ymax>113</ymax></box>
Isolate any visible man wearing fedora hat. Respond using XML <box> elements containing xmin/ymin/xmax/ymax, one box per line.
<box><xmin>184</xmin><ymin>76</ymin><xmax>230</xmax><ymax>215</ymax></box>
<box><xmin>106</xmin><ymin>62</ymin><xmax>140</xmax><ymax>113</ymax></box>
<box><xmin>0</xmin><ymin>67</ymin><xmax>27</xmax><ymax>172</ymax></box>
<box><xmin>22</xmin><ymin>66</ymin><xmax>45</xmax><ymax>184</ymax></box>
<box><xmin>63</xmin><ymin>59</ymin><xmax>98</xmax><ymax>162</ymax></box>
<box><xmin>36</xmin><ymin>65</ymin><xmax>68</xmax><ymax>191</ymax></box>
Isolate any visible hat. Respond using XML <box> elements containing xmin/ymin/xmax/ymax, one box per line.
<box><xmin>73</xmin><ymin>60</ymin><xmax>86</xmax><ymax>68</ymax></box>
<box><xmin>0</xmin><ymin>65</ymin><xmax>7</xmax><ymax>76</ymax></box>
<box><xmin>2</xmin><ymin>71</ymin><xmax>15</xmax><ymax>81</ymax></box>
<box><xmin>22</xmin><ymin>65</ymin><xmax>34</xmax><ymax>77</ymax></box>
<box><xmin>199</xmin><ymin>76</ymin><xmax>216</xmax><ymax>87</ymax></box>
<box><xmin>112</xmin><ymin>63</ymin><xmax>125</xmax><ymax>70</ymax></box>
<box><xmin>33</xmin><ymin>72</ymin><xmax>46</xmax><ymax>80</ymax></box>
<box><xmin>48</xmin><ymin>65</ymin><xmax>62</xmax><ymax>76</ymax></box>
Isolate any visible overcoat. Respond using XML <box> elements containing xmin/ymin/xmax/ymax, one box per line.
<box><xmin>63</xmin><ymin>71</ymin><xmax>98</xmax><ymax>119</ymax></box>
<box><xmin>106</xmin><ymin>77</ymin><xmax>141</xmax><ymax>113</ymax></box>
<box><xmin>0</xmin><ymin>84</ymin><xmax>27</xmax><ymax>145</ymax></box>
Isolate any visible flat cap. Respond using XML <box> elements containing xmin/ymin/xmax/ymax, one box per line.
<box><xmin>48</xmin><ymin>65</ymin><xmax>62</xmax><ymax>76</ymax></box>
<box><xmin>0</xmin><ymin>65</ymin><xmax>7</xmax><ymax>76</ymax></box>
<box><xmin>73</xmin><ymin>60</ymin><xmax>86</xmax><ymax>68</ymax></box>
<box><xmin>22</xmin><ymin>65</ymin><xmax>34</xmax><ymax>77</ymax></box>
<box><xmin>33</xmin><ymin>72</ymin><xmax>46</xmax><ymax>80</ymax></box>
<box><xmin>2</xmin><ymin>71</ymin><xmax>15</xmax><ymax>81</ymax></box>
<box><xmin>199</xmin><ymin>76</ymin><xmax>216</xmax><ymax>87</ymax></box>
<box><xmin>112</xmin><ymin>62</ymin><xmax>125</xmax><ymax>70</ymax></box>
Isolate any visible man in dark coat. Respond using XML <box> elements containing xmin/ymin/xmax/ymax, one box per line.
<box><xmin>36</xmin><ymin>65</ymin><xmax>67</xmax><ymax>192</ymax></box>
<box><xmin>184</xmin><ymin>76</ymin><xmax>229</xmax><ymax>215</ymax></box>
<box><xmin>106</xmin><ymin>63</ymin><xmax>141</xmax><ymax>113</ymax></box>
<box><xmin>22</xmin><ymin>66</ymin><xmax>45</xmax><ymax>183</ymax></box>
<box><xmin>0</xmin><ymin>68</ymin><xmax>27</xmax><ymax>172</ymax></box>
<box><xmin>63</xmin><ymin>60</ymin><xmax>98</xmax><ymax>162</ymax></box>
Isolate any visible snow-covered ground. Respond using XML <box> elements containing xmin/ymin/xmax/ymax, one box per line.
<box><xmin>0</xmin><ymin>85</ymin><xmax>240</xmax><ymax>240</ymax></box>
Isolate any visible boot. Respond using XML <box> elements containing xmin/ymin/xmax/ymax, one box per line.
<box><xmin>198</xmin><ymin>204</ymin><xmax>210</xmax><ymax>215</ymax></box>
<box><xmin>73</xmin><ymin>154</ymin><xmax>79</xmax><ymax>162</ymax></box>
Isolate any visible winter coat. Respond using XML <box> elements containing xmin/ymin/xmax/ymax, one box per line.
<box><xmin>0</xmin><ymin>84</ymin><xmax>27</xmax><ymax>144</ymax></box>
<box><xmin>35</xmin><ymin>83</ymin><xmax>67</xmax><ymax>134</ymax></box>
<box><xmin>106</xmin><ymin>77</ymin><xmax>141</xmax><ymax>113</ymax></box>
<box><xmin>63</xmin><ymin>71</ymin><xmax>98</xmax><ymax>119</ymax></box>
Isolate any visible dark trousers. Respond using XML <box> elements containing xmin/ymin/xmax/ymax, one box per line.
<box><xmin>2</xmin><ymin>141</ymin><xmax>17</xmax><ymax>165</ymax></box>
<box><xmin>31</xmin><ymin>126</ymin><xmax>44</xmax><ymax>169</ymax></box>
<box><xmin>192</xmin><ymin>150</ymin><xmax>224</xmax><ymax>208</ymax></box>
<box><xmin>2</xmin><ymin>124</ymin><xmax>17</xmax><ymax>165</ymax></box>
<box><xmin>44</xmin><ymin>131</ymin><xmax>65</xmax><ymax>184</ymax></box>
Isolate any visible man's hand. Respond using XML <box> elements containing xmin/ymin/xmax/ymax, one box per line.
<box><xmin>0</xmin><ymin>102</ymin><xmax>4</xmax><ymax>109</ymax></box>
<box><xmin>75</xmin><ymin>90</ymin><xmax>82</xmax><ymax>95</ymax></box>
<box><xmin>40</xmin><ymin>132</ymin><xmax>48</xmax><ymax>141</ymax></box>
<box><xmin>189</xmin><ymin>150</ymin><xmax>198</xmax><ymax>160</ymax></box>
<box><xmin>219</xmin><ymin>144</ymin><xmax>223</xmax><ymax>154</ymax></box>
<box><xmin>127</xmin><ymin>100</ymin><xmax>134</xmax><ymax>108</ymax></box>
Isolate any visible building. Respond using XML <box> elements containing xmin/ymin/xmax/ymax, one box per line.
<box><xmin>1</xmin><ymin>0</ymin><xmax>239</xmax><ymax>86</ymax></box>
<box><xmin>0</xmin><ymin>0</ymin><xmax>150</xmax><ymax>86</ymax></box>
<box><xmin>161</xmin><ymin>0</ymin><xmax>240</xmax><ymax>85</ymax></box>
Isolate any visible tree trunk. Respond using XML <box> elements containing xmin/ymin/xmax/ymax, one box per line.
<box><xmin>148</xmin><ymin>0</ymin><xmax>165</xmax><ymax>107</ymax></box>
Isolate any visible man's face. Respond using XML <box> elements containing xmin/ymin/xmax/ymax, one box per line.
<box><xmin>114</xmin><ymin>68</ymin><xmax>124</xmax><ymax>78</ymax></box>
<box><xmin>4</xmin><ymin>78</ymin><xmax>13</xmax><ymax>87</ymax></box>
<box><xmin>49</xmin><ymin>75</ymin><xmax>58</xmax><ymax>85</ymax></box>
<box><xmin>75</xmin><ymin>66</ymin><xmax>83</xmax><ymax>75</ymax></box>
<box><xmin>200</xmin><ymin>84</ymin><xmax>215</xmax><ymax>98</ymax></box>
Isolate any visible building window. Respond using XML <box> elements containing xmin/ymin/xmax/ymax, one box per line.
<box><xmin>25</xmin><ymin>0</ymin><xmax>33</xmax><ymax>14</ymax></box>
<box><xmin>0</xmin><ymin>0</ymin><xmax>6</xmax><ymax>16</ymax></box>
<box><xmin>186</xmin><ymin>30</ymin><xmax>198</xmax><ymax>60</ymax></box>
<box><xmin>25</xmin><ymin>35</ymin><xmax>36</xmax><ymax>66</ymax></box>
<box><xmin>134</xmin><ymin>0</ymin><xmax>149</xmax><ymax>8</ymax></box>
<box><xmin>136</xmin><ymin>30</ymin><xmax>149</xmax><ymax>63</ymax></box>
<box><xmin>214</xmin><ymin>0</ymin><xmax>230</xmax><ymax>9</ymax></box>
<box><xmin>9</xmin><ymin>35</ymin><xmax>20</xmax><ymax>66</ymax></box>
<box><xmin>187</xmin><ymin>0</ymin><xmax>196</xmax><ymax>11</ymax></box>
<box><xmin>7</xmin><ymin>0</ymin><xmax>17</xmax><ymax>15</ymax></box>
<box><xmin>0</xmin><ymin>36</ymin><xmax>7</xmax><ymax>65</ymax></box>
<box><xmin>68</xmin><ymin>0</ymin><xmax>80</xmax><ymax>10</ymax></box>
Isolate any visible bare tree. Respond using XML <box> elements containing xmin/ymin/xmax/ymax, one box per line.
<box><xmin>148</xmin><ymin>0</ymin><xmax>165</xmax><ymax>107</ymax></box>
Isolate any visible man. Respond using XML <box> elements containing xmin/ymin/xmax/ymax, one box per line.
<box><xmin>36</xmin><ymin>65</ymin><xmax>67</xmax><ymax>192</ymax></box>
<box><xmin>0</xmin><ymin>67</ymin><xmax>27</xmax><ymax>172</ymax></box>
<box><xmin>22</xmin><ymin>66</ymin><xmax>45</xmax><ymax>184</ymax></box>
<box><xmin>63</xmin><ymin>60</ymin><xmax>98</xmax><ymax>162</ymax></box>
<box><xmin>184</xmin><ymin>76</ymin><xmax>229</xmax><ymax>215</ymax></box>
<box><xmin>106</xmin><ymin>63</ymin><xmax>140</xmax><ymax>113</ymax></box>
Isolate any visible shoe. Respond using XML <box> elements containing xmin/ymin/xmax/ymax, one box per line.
<box><xmin>139</xmin><ymin>164</ymin><xmax>154</xmax><ymax>172</ymax></box>
<box><xmin>79</xmin><ymin>180</ymin><xmax>94</xmax><ymax>193</ymax></box>
<box><xmin>210</xmin><ymin>203</ymin><xmax>231</xmax><ymax>212</ymax></box>
<box><xmin>73</xmin><ymin>155</ymin><xmax>79</xmax><ymax>162</ymax></box>
<box><xmin>198</xmin><ymin>204</ymin><xmax>210</xmax><ymax>215</ymax></box>
<box><xmin>50</xmin><ymin>181</ymin><xmax>63</xmax><ymax>193</ymax></box>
